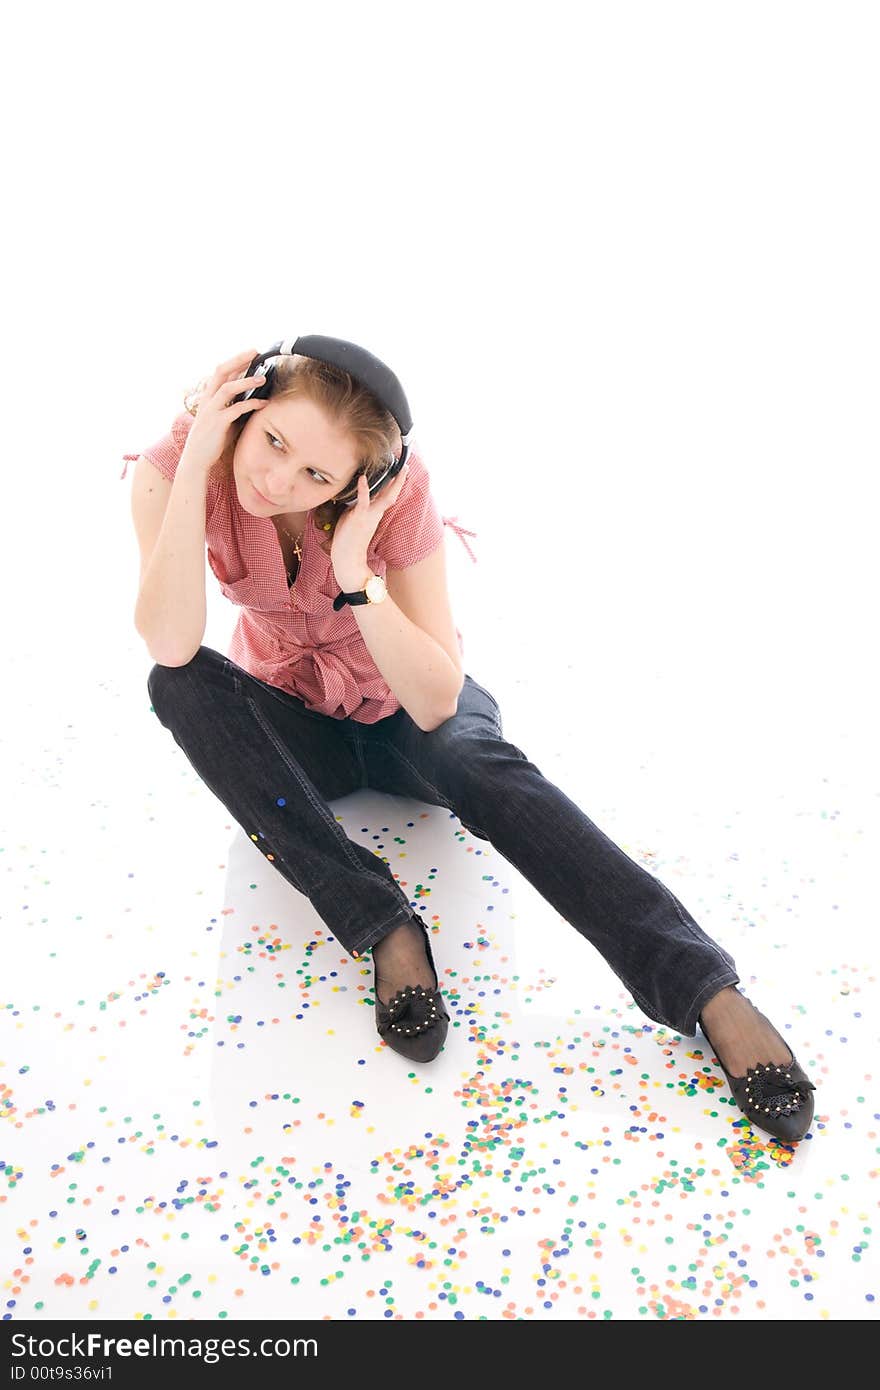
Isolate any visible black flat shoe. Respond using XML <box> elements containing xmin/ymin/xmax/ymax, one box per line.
<box><xmin>698</xmin><ymin>1004</ymin><xmax>816</xmax><ymax>1143</ymax></box>
<box><xmin>373</xmin><ymin>915</ymin><xmax>450</xmax><ymax>1063</ymax></box>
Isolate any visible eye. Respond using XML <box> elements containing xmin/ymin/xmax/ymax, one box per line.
<box><xmin>265</xmin><ymin>431</ymin><xmax>330</xmax><ymax>485</ymax></box>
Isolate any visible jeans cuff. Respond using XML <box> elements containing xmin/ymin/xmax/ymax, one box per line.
<box><xmin>679</xmin><ymin>967</ymin><xmax>742</xmax><ymax>1038</ymax></box>
<box><xmin>349</xmin><ymin>906</ymin><xmax>417</xmax><ymax>959</ymax></box>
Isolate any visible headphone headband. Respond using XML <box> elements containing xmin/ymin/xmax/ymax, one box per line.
<box><xmin>231</xmin><ymin>335</ymin><xmax>414</xmax><ymax>506</ymax></box>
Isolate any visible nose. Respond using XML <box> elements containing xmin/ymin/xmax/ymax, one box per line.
<box><xmin>262</xmin><ymin>478</ymin><xmax>290</xmax><ymax>503</ymax></box>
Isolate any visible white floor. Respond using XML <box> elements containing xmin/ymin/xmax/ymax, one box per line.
<box><xmin>2</xmin><ymin>520</ymin><xmax>878</xmax><ymax>1323</ymax></box>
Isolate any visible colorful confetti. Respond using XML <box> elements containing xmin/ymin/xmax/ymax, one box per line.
<box><xmin>1</xmin><ymin>664</ymin><xmax>877</xmax><ymax>1322</ymax></box>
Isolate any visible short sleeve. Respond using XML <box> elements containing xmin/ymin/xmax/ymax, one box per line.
<box><xmin>120</xmin><ymin>412</ymin><xmax>221</xmax><ymax>522</ymax></box>
<box><xmin>370</xmin><ymin>450</ymin><xmax>445</xmax><ymax>570</ymax></box>
<box><xmin>135</xmin><ymin>410</ymin><xmax>196</xmax><ymax>483</ymax></box>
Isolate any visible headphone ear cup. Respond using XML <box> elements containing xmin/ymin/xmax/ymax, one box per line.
<box><xmin>333</xmin><ymin>470</ymin><xmax>365</xmax><ymax>508</ymax></box>
<box><xmin>247</xmin><ymin>362</ymin><xmax>275</xmax><ymax>402</ymax></box>
<box><xmin>231</xmin><ymin>357</ymin><xmax>275</xmax><ymax>408</ymax></box>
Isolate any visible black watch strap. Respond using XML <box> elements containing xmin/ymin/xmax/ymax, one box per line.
<box><xmin>332</xmin><ymin>589</ymin><xmax>370</xmax><ymax>610</ymax></box>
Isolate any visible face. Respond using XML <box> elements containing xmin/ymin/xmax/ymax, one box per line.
<box><xmin>231</xmin><ymin>396</ymin><xmax>361</xmax><ymax>516</ymax></box>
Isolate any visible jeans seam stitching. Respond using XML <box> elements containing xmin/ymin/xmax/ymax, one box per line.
<box><xmin>626</xmin><ymin>963</ymin><xmax>738</xmax><ymax>1036</ymax></box>
<box><xmin>373</xmin><ymin>740</ymin><xmax>456</xmax><ymax>813</ymax></box>
<box><xmin>373</xmin><ymin>741</ymin><xmax>492</xmax><ymax>838</ymax></box>
<box><xmin>243</xmin><ymin>694</ymin><xmax>377</xmax><ymax>880</ymax></box>
<box><xmin>658</xmin><ymin>880</ymin><xmax>736</xmax><ymax>964</ymax></box>
<box><xmin>354</xmin><ymin>732</ymin><xmax>369</xmax><ymax>790</ymax></box>
<box><xmin>372</xmin><ymin>739</ymin><xmax>498</xmax><ymax>837</ymax></box>
<box><xmin>625</xmin><ymin>984</ymin><xmax>679</xmax><ymax>1031</ymax></box>
<box><xmin>352</xmin><ymin>909</ymin><xmax>421</xmax><ymax>956</ymax></box>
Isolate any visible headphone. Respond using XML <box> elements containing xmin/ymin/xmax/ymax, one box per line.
<box><xmin>230</xmin><ymin>335</ymin><xmax>414</xmax><ymax>508</ymax></box>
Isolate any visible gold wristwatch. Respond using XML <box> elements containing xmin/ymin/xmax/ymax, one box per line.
<box><xmin>332</xmin><ymin>572</ymin><xmax>388</xmax><ymax>610</ymax></box>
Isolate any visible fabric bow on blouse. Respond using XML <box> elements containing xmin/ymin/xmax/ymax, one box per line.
<box><xmin>121</xmin><ymin>412</ymin><xmax>478</xmax><ymax>724</ymax></box>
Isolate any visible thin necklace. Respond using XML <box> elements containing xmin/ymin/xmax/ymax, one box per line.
<box><xmin>277</xmin><ymin>519</ymin><xmax>306</xmax><ymax>588</ymax></box>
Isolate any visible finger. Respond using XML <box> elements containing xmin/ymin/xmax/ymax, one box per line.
<box><xmin>211</xmin><ymin>349</ymin><xmax>260</xmax><ymax>388</ymax></box>
<box><xmin>388</xmin><ymin>466</ymin><xmax>409</xmax><ymax>495</ymax></box>
<box><xmin>230</xmin><ymin>397</ymin><xmax>268</xmax><ymax>418</ymax></box>
<box><xmin>218</xmin><ymin>372</ymin><xmax>266</xmax><ymax>398</ymax></box>
<box><xmin>368</xmin><ymin>472</ymin><xmax>405</xmax><ymax>509</ymax></box>
<box><xmin>382</xmin><ymin>465</ymin><xmax>408</xmax><ymax>491</ymax></box>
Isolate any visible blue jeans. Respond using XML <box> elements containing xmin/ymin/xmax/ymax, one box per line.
<box><xmin>146</xmin><ymin>646</ymin><xmax>739</xmax><ymax>1036</ymax></box>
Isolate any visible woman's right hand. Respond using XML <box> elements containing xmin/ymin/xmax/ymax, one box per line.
<box><xmin>181</xmin><ymin>348</ymin><xmax>269</xmax><ymax>471</ymax></box>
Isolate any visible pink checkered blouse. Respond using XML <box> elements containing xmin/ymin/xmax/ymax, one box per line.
<box><xmin>121</xmin><ymin>410</ymin><xmax>478</xmax><ymax>723</ymax></box>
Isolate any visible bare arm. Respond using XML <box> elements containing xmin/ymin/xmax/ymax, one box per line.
<box><xmin>131</xmin><ymin>348</ymin><xmax>266</xmax><ymax>667</ymax></box>
<box><xmin>131</xmin><ymin>449</ymin><xmax>210</xmax><ymax>667</ymax></box>
<box><xmin>339</xmin><ymin>537</ymin><xmax>464</xmax><ymax>731</ymax></box>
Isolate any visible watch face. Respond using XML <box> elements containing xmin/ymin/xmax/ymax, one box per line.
<box><xmin>365</xmin><ymin>575</ymin><xmax>387</xmax><ymax>603</ymax></box>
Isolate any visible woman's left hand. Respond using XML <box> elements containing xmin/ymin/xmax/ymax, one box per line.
<box><xmin>330</xmin><ymin>463</ymin><xmax>410</xmax><ymax>589</ymax></box>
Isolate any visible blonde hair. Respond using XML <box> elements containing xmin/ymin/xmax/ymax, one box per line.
<box><xmin>220</xmin><ymin>353</ymin><xmax>402</xmax><ymax>551</ymax></box>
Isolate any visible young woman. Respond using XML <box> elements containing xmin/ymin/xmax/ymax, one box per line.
<box><xmin>124</xmin><ymin>342</ymin><xmax>816</xmax><ymax>1143</ymax></box>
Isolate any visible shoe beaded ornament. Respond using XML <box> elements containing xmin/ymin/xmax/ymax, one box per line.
<box><xmin>700</xmin><ymin>1007</ymin><xmax>816</xmax><ymax>1142</ymax></box>
<box><xmin>372</xmin><ymin>917</ymin><xmax>450</xmax><ymax>1063</ymax></box>
<box><xmin>742</xmin><ymin>1060</ymin><xmax>815</xmax><ymax>1120</ymax></box>
<box><xmin>377</xmin><ymin>984</ymin><xmax>445</xmax><ymax>1038</ymax></box>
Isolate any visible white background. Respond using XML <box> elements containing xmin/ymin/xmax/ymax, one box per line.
<box><xmin>2</xmin><ymin>0</ymin><xmax>876</xmax><ymax>792</ymax></box>
<box><xmin>1</xmin><ymin>0</ymin><xmax>878</xmax><ymax>1323</ymax></box>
